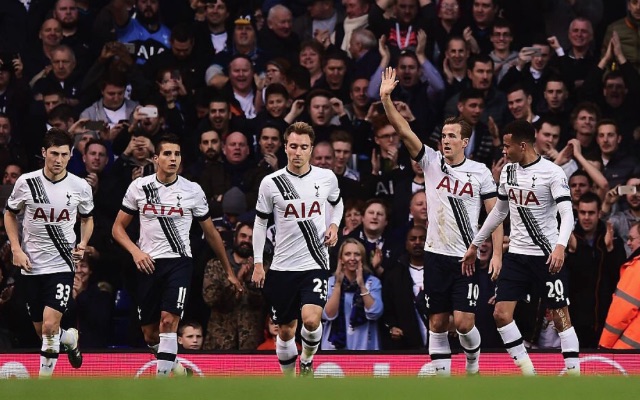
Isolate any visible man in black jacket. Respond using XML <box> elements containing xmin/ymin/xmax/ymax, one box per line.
<box><xmin>566</xmin><ymin>192</ymin><xmax>626</xmax><ymax>348</ymax></box>
<box><xmin>382</xmin><ymin>225</ymin><xmax>428</xmax><ymax>349</ymax></box>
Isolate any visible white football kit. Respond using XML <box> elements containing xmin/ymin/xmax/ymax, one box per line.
<box><xmin>416</xmin><ymin>145</ymin><xmax>497</xmax><ymax>257</ymax></box>
<box><xmin>121</xmin><ymin>175</ymin><xmax>210</xmax><ymax>259</ymax></box>
<box><xmin>496</xmin><ymin>157</ymin><xmax>572</xmax><ymax>256</ymax></box>
<box><xmin>6</xmin><ymin>170</ymin><xmax>94</xmax><ymax>274</ymax></box>
<box><xmin>255</xmin><ymin>166</ymin><xmax>342</xmax><ymax>271</ymax></box>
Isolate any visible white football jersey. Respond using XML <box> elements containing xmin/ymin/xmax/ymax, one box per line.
<box><xmin>121</xmin><ymin>175</ymin><xmax>209</xmax><ymax>259</ymax></box>
<box><xmin>498</xmin><ymin>156</ymin><xmax>572</xmax><ymax>256</ymax></box>
<box><xmin>6</xmin><ymin>170</ymin><xmax>94</xmax><ymax>275</ymax></box>
<box><xmin>256</xmin><ymin>166</ymin><xmax>341</xmax><ymax>271</ymax></box>
<box><xmin>417</xmin><ymin>145</ymin><xmax>497</xmax><ymax>257</ymax></box>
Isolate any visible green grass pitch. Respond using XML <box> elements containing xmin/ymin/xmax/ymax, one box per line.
<box><xmin>2</xmin><ymin>377</ymin><xmax>639</xmax><ymax>400</ymax></box>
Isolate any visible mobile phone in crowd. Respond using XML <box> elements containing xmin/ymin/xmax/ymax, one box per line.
<box><xmin>84</xmin><ymin>120</ymin><xmax>105</xmax><ymax>130</ymax></box>
<box><xmin>617</xmin><ymin>185</ymin><xmax>637</xmax><ymax>196</ymax></box>
<box><xmin>139</xmin><ymin>106</ymin><xmax>158</xmax><ymax>118</ymax></box>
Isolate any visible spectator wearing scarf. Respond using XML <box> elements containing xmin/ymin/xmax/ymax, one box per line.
<box><xmin>321</xmin><ymin>238</ymin><xmax>383</xmax><ymax>350</ymax></box>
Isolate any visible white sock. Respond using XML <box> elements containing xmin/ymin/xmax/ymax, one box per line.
<box><xmin>458</xmin><ymin>326</ymin><xmax>481</xmax><ymax>374</ymax></box>
<box><xmin>276</xmin><ymin>336</ymin><xmax>298</xmax><ymax>377</ymax></box>
<box><xmin>428</xmin><ymin>331</ymin><xmax>451</xmax><ymax>376</ymax></box>
<box><xmin>300</xmin><ymin>325</ymin><xmax>322</xmax><ymax>364</ymax></box>
<box><xmin>559</xmin><ymin>326</ymin><xmax>580</xmax><ymax>375</ymax></box>
<box><xmin>39</xmin><ymin>333</ymin><xmax>61</xmax><ymax>378</ymax></box>
<box><xmin>59</xmin><ymin>328</ymin><xmax>76</xmax><ymax>348</ymax></box>
<box><xmin>497</xmin><ymin>321</ymin><xmax>535</xmax><ymax>376</ymax></box>
<box><xmin>157</xmin><ymin>333</ymin><xmax>177</xmax><ymax>377</ymax></box>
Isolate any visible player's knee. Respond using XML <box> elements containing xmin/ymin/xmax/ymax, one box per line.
<box><xmin>41</xmin><ymin>320</ymin><xmax>59</xmax><ymax>336</ymax></box>
<box><xmin>278</xmin><ymin>325</ymin><xmax>296</xmax><ymax>341</ymax></box>
<box><xmin>429</xmin><ymin>314</ymin><xmax>449</xmax><ymax>332</ymax></box>
<box><xmin>454</xmin><ymin>316</ymin><xmax>474</xmax><ymax>334</ymax></box>
<box><xmin>493</xmin><ymin>306</ymin><xmax>511</xmax><ymax>327</ymax></box>
<box><xmin>301</xmin><ymin>316</ymin><xmax>320</xmax><ymax>331</ymax></box>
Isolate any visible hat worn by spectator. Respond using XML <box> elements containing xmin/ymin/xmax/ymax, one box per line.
<box><xmin>235</xmin><ymin>11</ymin><xmax>257</xmax><ymax>32</ymax></box>
<box><xmin>222</xmin><ymin>186</ymin><xmax>247</xmax><ymax>215</ymax></box>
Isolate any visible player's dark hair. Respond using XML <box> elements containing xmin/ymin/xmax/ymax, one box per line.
<box><xmin>596</xmin><ymin>118</ymin><xmax>619</xmax><ymax>135</ymax></box>
<box><xmin>284</xmin><ymin>122</ymin><xmax>316</xmax><ymax>144</ymax></box>
<box><xmin>503</xmin><ymin>120</ymin><xmax>536</xmax><ymax>144</ymax></box>
<box><xmin>443</xmin><ymin>116</ymin><xmax>472</xmax><ymax>140</ymax></box>
<box><xmin>84</xmin><ymin>138</ymin><xmax>107</xmax><ymax>155</ymax></box>
<box><xmin>154</xmin><ymin>134</ymin><xmax>181</xmax><ymax>155</ymax></box>
<box><xmin>569</xmin><ymin>169</ymin><xmax>593</xmax><ymax>186</ymax></box>
<box><xmin>578</xmin><ymin>191</ymin><xmax>601</xmax><ymax>210</ymax></box>
<box><xmin>42</xmin><ymin>128</ymin><xmax>73</xmax><ymax>149</ymax></box>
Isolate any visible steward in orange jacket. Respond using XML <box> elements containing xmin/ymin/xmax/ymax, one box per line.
<box><xmin>599</xmin><ymin>247</ymin><xmax>640</xmax><ymax>349</ymax></box>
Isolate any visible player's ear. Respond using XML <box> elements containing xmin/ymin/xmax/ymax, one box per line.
<box><xmin>41</xmin><ymin>147</ymin><xmax>46</xmax><ymax>158</ymax></box>
<box><xmin>461</xmin><ymin>137</ymin><xmax>469</xmax><ymax>148</ymax></box>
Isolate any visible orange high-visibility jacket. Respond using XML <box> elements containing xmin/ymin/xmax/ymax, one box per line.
<box><xmin>599</xmin><ymin>253</ymin><xmax>640</xmax><ymax>349</ymax></box>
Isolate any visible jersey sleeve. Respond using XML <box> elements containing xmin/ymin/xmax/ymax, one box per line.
<box><xmin>497</xmin><ymin>164</ymin><xmax>509</xmax><ymax>200</ymax></box>
<box><xmin>549</xmin><ymin>167</ymin><xmax>571</xmax><ymax>203</ymax></box>
<box><xmin>327</xmin><ymin>172</ymin><xmax>341</xmax><ymax>205</ymax></box>
<box><xmin>479</xmin><ymin>168</ymin><xmax>498</xmax><ymax>200</ymax></box>
<box><xmin>255</xmin><ymin>178</ymin><xmax>274</xmax><ymax>219</ymax></box>
<box><xmin>192</xmin><ymin>184</ymin><xmax>210</xmax><ymax>221</ymax></box>
<box><xmin>414</xmin><ymin>144</ymin><xmax>439</xmax><ymax>170</ymax></box>
<box><xmin>5</xmin><ymin>176</ymin><xmax>29</xmax><ymax>213</ymax></box>
<box><xmin>78</xmin><ymin>180</ymin><xmax>94</xmax><ymax>216</ymax></box>
<box><xmin>121</xmin><ymin>180</ymin><xmax>140</xmax><ymax>215</ymax></box>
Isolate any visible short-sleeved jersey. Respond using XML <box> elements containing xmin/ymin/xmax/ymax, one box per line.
<box><xmin>498</xmin><ymin>156</ymin><xmax>572</xmax><ymax>256</ymax></box>
<box><xmin>6</xmin><ymin>170</ymin><xmax>94</xmax><ymax>275</ymax></box>
<box><xmin>256</xmin><ymin>166</ymin><xmax>341</xmax><ymax>272</ymax></box>
<box><xmin>416</xmin><ymin>145</ymin><xmax>497</xmax><ymax>257</ymax></box>
<box><xmin>121</xmin><ymin>175</ymin><xmax>209</xmax><ymax>259</ymax></box>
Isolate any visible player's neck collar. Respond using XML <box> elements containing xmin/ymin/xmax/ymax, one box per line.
<box><xmin>155</xmin><ymin>174</ymin><xmax>179</xmax><ymax>187</ymax></box>
<box><xmin>286</xmin><ymin>166</ymin><xmax>312</xmax><ymax>178</ymax></box>
<box><xmin>520</xmin><ymin>155</ymin><xmax>541</xmax><ymax>169</ymax></box>
<box><xmin>41</xmin><ymin>169</ymin><xmax>68</xmax><ymax>184</ymax></box>
<box><xmin>448</xmin><ymin>157</ymin><xmax>466</xmax><ymax>168</ymax></box>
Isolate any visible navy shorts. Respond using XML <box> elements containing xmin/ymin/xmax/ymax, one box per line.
<box><xmin>262</xmin><ymin>269</ymin><xmax>329</xmax><ymax>325</ymax></box>
<box><xmin>24</xmin><ymin>272</ymin><xmax>74</xmax><ymax>322</ymax></box>
<box><xmin>495</xmin><ymin>253</ymin><xmax>569</xmax><ymax>309</ymax></box>
<box><xmin>136</xmin><ymin>257</ymin><xmax>193</xmax><ymax>324</ymax></box>
<box><xmin>424</xmin><ymin>251</ymin><xmax>479</xmax><ymax>314</ymax></box>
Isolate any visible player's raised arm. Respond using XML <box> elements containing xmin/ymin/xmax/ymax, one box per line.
<box><xmin>379</xmin><ymin>67</ymin><xmax>423</xmax><ymax>159</ymax></box>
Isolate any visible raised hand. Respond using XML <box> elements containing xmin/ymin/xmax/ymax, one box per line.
<box><xmin>379</xmin><ymin>67</ymin><xmax>398</xmax><ymax>100</ymax></box>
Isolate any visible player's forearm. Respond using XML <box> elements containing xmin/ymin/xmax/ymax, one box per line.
<box><xmin>472</xmin><ymin>199</ymin><xmax>509</xmax><ymax>247</ymax></box>
<box><xmin>381</xmin><ymin>95</ymin><xmax>411</xmax><ymax>139</ymax></box>
<box><xmin>201</xmin><ymin>219</ymin><xmax>234</xmax><ymax>276</ymax></box>
<box><xmin>78</xmin><ymin>217</ymin><xmax>94</xmax><ymax>248</ymax></box>
<box><xmin>252</xmin><ymin>215</ymin><xmax>268</xmax><ymax>264</ymax></box>
<box><xmin>491</xmin><ymin>224</ymin><xmax>504</xmax><ymax>258</ymax></box>
<box><xmin>556</xmin><ymin>201</ymin><xmax>575</xmax><ymax>247</ymax></box>
<box><xmin>4</xmin><ymin>212</ymin><xmax>22</xmax><ymax>252</ymax></box>
<box><xmin>112</xmin><ymin>222</ymin><xmax>140</xmax><ymax>255</ymax></box>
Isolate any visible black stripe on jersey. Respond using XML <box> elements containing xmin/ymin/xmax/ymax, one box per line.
<box><xmin>448</xmin><ymin>197</ymin><xmax>473</xmax><ymax>248</ymax></box>
<box><xmin>27</xmin><ymin>177</ymin><xmax>50</xmax><ymax>204</ymax></box>
<box><xmin>272</xmin><ymin>175</ymin><xmax>300</xmax><ymax>200</ymax></box>
<box><xmin>194</xmin><ymin>211</ymin><xmax>210</xmax><ymax>221</ymax></box>
<box><xmin>158</xmin><ymin>217</ymin><xmax>188</xmax><ymax>257</ymax></box>
<box><xmin>480</xmin><ymin>192</ymin><xmax>497</xmax><ymax>200</ymax></box>
<box><xmin>506</xmin><ymin>165</ymin><xmax>517</xmax><ymax>186</ymax></box>
<box><xmin>413</xmin><ymin>146</ymin><xmax>425</xmax><ymax>162</ymax></box>
<box><xmin>79</xmin><ymin>211</ymin><xmax>93</xmax><ymax>218</ymax></box>
<box><xmin>45</xmin><ymin>225</ymin><xmax>74</xmax><ymax>270</ymax></box>
<box><xmin>298</xmin><ymin>220</ymin><xmax>328</xmax><ymax>270</ymax></box>
<box><xmin>328</xmin><ymin>195</ymin><xmax>342</xmax><ymax>206</ymax></box>
<box><xmin>142</xmin><ymin>183</ymin><xmax>161</xmax><ymax>204</ymax></box>
<box><xmin>120</xmin><ymin>205</ymin><xmax>138</xmax><ymax>215</ymax></box>
<box><xmin>256</xmin><ymin>210</ymin><xmax>272</xmax><ymax>219</ymax></box>
<box><xmin>5</xmin><ymin>205</ymin><xmax>20</xmax><ymax>214</ymax></box>
<box><xmin>555</xmin><ymin>196</ymin><xmax>571</xmax><ymax>204</ymax></box>
<box><xmin>498</xmin><ymin>194</ymin><xmax>508</xmax><ymax>201</ymax></box>
<box><xmin>517</xmin><ymin>207</ymin><xmax>552</xmax><ymax>256</ymax></box>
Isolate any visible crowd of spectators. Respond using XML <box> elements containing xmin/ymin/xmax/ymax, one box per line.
<box><xmin>0</xmin><ymin>0</ymin><xmax>639</xmax><ymax>352</ymax></box>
